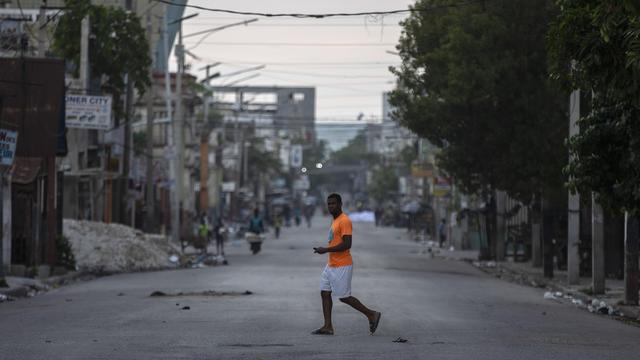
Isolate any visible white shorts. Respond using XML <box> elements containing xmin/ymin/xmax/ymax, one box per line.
<box><xmin>320</xmin><ymin>264</ymin><xmax>353</xmax><ymax>298</ymax></box>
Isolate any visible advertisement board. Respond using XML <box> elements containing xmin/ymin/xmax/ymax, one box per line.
<box><xmin>65</xmin><ymin>95</ymin><xmax>112</xmax><ymax>130</ymax></box>
<box><xmin>0</xmin><ymin>129</ymin><xmax>18</xmax><ymax>166</ymax></box>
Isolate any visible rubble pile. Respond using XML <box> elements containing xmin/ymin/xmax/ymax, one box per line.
<box><xmin>63</xmin><ymin>219</ymin><xmax>181</xmax><ymax>273</ymax></box>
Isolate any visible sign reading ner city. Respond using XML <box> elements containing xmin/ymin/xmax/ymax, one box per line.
<box><xmin>65</xmin><ymin>95</ymin><xmax>112</xmax><ymax>130</ymax></box>
<box><xmin>0</xmin><ymin>129</ymin><xmax>18</xmax><ymax>166</ymax></box>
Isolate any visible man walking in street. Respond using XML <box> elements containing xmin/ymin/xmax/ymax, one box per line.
<box><xmin>438</xmin><ymin>218</ymin><xmax>447</xmax><ymax>248</ymax></box>
<box><xmin>312</xmin><ymin>193</ymin><xmax>381</xmax><ymax>335</ymax></box>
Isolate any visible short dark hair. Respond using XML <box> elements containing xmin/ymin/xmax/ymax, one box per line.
<box><xmin>327</xmin><ymin>193</ymin><xmax>342</xmax><ymax>204</ymax></box>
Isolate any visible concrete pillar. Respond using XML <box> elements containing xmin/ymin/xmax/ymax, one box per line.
<box><xmin>495</xmin><ymin>191</ymin><xmax>506</xmax><ymax>261</ymax></box>
<box><xmin>531</xmin><ymin>222</ymin><xmax>542</xmax><ymax>267</ymax></box>
<box><xmin>624</xmin><ymin>213</ymin><xmax>639</xmax><ymax>305</ymax></box>
<box><xmin>592</xmin><ymin>194</ymin><xmax>605</xmax><ymax>294</ymax></box>
<box><xmin>2</xmin><ymin>175</ymin><xmax>11</xmax><ymax>269</ymax></box>
<box><xmin>567</xmin><ymin>89</ymin><xmax>581</xmax><ymax>285</ymax></box>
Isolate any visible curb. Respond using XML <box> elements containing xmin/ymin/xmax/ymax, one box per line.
<box><xmin>438</xmin><ymin>253</ymin><xmax>640</xmax><ymax>322</ymax></box>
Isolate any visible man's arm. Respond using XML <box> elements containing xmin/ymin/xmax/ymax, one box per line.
<box><xmin>314</xmin><ymin>235</ymin><xmax>352</xmax><ymax>254</ymax></box>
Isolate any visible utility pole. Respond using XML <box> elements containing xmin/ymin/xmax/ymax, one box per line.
<box><xmin>624</xmin><ymin>213</ymin><xmax>639</xmax><ymax>305</ymax></box>
<box><xmin>567</xmin><ymin>88</ymin><xmax>581</xmax><ymax>285</ymax></box>
<box><xmin>232</xmin><ymin>90</ymin><xmax>242</xmax><ymax>219</ymax></box>
<box><xmin>531</xmin><ymin>195</ymin><xmax>542</xmax><ymax>267</ymax></box>
<box><xmin>37</xmin><ymin>3</ymin><xmax>46</xmax><ymax>57</ymax></box>
<box><xmin>592</xmin><ymin>194</ymin><xmax>605</xmax><ymax>294</ymax></box>
<box><xmin>145</xmin><ymin>12</ymin><xmax>155</xmax><ymax>233</ymax></box>
<box><xmin>120</xmin><ymin>2</ymin><xmax>135</xmax><ymax>225</ymax></box>
<box><xmin>174</xmin><ymin>19</ymin><xmax>184</xmax><ymax>245</ymax></box>
<box><xmin>164</xmin><ymin>10</ymin><xmax>178</xmax><ymax>244</ymax></box>
<box><xmin>0</xmin><ymin>166</ymin><xmax>7</xmax><ymax>288</ymax></box>
<box><xmin>495</xmin><ymin>190</ymin><xmax>506</xmax><ymax>261</ymax></box>
<box><xmin>80</xmin><ymin>16</ymin><xmax>89</xmax><ymax>93</ymax></box>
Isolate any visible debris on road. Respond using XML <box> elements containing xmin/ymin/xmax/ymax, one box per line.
<box><xmin>63</xmin><ymin>219</ymin><xmax>181</xmax><ymax>273</ymax></box>
<box><xmin>149</xmin><ymin>290</ymin><xmax>254</xmax><ymax>297</ymax></box>
<box><xmin>181</xmin><ymin>306</ymin><xmax>191</xmax><ymax>310</ymax></box>
<box><xmin>393</xmin><ymin>337</ymin><xmax>408</xmax><ymax>343</ymax></box>
<box><xmin>543</xmin><ymin>291</ymin><xmax>622</xmax><ymax>317</ymax></box>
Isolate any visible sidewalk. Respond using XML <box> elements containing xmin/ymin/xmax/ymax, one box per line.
<box><xmin>435</xmin><ymin>247</ymin><xmax>640</xmax><ymax>321</ymax></box>
<box><xmin>0</xmin><ymin>271</ymin><xmax>92</xmax><ymax>302</ymax></box>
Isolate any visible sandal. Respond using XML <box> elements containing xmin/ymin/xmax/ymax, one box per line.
<box><xmin>311</xmin><ymin>328</ymin><xmax>334</xmax><ymax>335</ymax></box>
<box><xmin>369</xmin><ymin>312</ymin><xmax>382</xmax><ymax>334</ymax></box>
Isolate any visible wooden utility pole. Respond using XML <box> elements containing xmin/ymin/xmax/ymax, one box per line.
<box><xmin>624</xmin><ymin>213</ymin><xmax>639</xmax><ymax>305</ymax></box>
<box><xmin>592</xmin><ymin>194</ymin><xmax>605</xmax><ymax>294</ymax></box>
<box><xmin>567</xmin><ymin>89</ymin><xmax>581</xmax><ymax>285</ymax></box>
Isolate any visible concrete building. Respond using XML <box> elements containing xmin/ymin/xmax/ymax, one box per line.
<box><xmin>1</xmin><ymin>1</ymin><xmax>186</xmax><ymax>229</ymax></box>
<box><xmin>0</xmin><ymin>58</ymin><xmax>66</xmax><ymax>276</ymax></box>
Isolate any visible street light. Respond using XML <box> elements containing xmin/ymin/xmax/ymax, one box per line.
<box><xmin>315</xmin><ymin>163</ymin><xmax>323</xmax><ymax>169</ymax></box>
<box><xmin>301</xmin><ymin>167</ymin><xmax>307</xmax><ymax>173</ymax></box>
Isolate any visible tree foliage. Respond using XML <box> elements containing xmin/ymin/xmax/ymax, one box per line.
<box><xmin>389</xmin><ymin>0</ymin><xmax>567</xmax><ymax>204</ymax></box>
<box><xmin>548</xmin><ymin>0</ymin><xmax>640</xmax><ymax>214</ymax></box>
<box><xmin>329</xmin><ymin>131</ymin><xmax>379</xmax><ymax>166</ymax></box>
<box><xmin>53</xmin><ymin>0</ymin><xmax>151</xmax><ymax>117</ymax></box>
<box><xmin>368</xmin><ymin>167</ymin><xmax>399</xmax><ymax>202</ymax></box>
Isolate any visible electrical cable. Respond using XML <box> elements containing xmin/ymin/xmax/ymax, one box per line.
<box><xmin>152</xmin><ymin>0</ymin><xmax>486</xmax><ymax>18</ymax></box>
<box><xmin>182</xmin><ymin>41</ymin><xmax>395</xmax><ymax>47</ymax></box>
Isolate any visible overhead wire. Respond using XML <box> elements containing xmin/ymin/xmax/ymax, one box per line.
<box><xmin>152</xmin><ymin>0</ymin><xmax>486</xmax><ymax>18</ymax></box>
<box><xmin>182</xmin><ymin>41</ymin><xmax>395</xmax><ymax>47</ymax></box>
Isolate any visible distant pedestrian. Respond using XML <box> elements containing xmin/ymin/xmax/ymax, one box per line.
<box><xmin>248</xmin><ymin>209</ymin><xmax>264</xmax><ymax>235</ymax></box>
<box><xmin>273</xmin><ymin>213</ymin><xmax>282</xmax><ymax>239</ymax></box>
<box><xmin>213</xmin><ymin>216</ymin><xmax>225</xmax><ymax>257</ymax></box>
<box><xmin>294</xmin><ymin>207</ymin><xmax>302</xmax><ymax>227</ymax></box>
<box><xmin>312</xmin><ymin>193</ymin><xmax>381</xmax><ymax>336</ymax></box>
<box><xmin>438</xmin><ymin>218</ymin><xmax>447</xmax><ymax>248</ymax></box>
<box><xmin>374</xmin><ymin>207</ymin><xmax>383</xmax><ymax>227</ymax></box>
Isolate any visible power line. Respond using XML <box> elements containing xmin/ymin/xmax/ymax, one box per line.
<box><xmin>182</xmin><ymin>41</ymin><xmax>395</xmax><ymax>47</ymax></box>
<box><xmin>153</xmin><ymin>0</ymin><xmax>486</xmax><ymax>18</ymax></box>
<box><xmin>262</xmin><ymin>69</ymin><xmax>390</xmax><ymax>79</ymax></box>
<box><xmin>186</xmin><ymin>22</ymin><xmax>402</xmax><ymax>28</ymax></box>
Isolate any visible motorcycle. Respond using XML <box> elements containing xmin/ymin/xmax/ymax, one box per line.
<box><xmin>245</xmin><ymin>232</ymin><xmax>265</xmax><ymax>254</ymax></box>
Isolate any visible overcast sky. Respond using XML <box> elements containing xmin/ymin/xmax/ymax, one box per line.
<box><xmin>171</xmin><ymin>0</ymin><xmax>413</xmax><ymax>122</ymax></box>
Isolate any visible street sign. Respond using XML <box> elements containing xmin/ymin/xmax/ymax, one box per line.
<box><xmin>433</xmin><ymin>176</ymin><xmax>452</xmax><ymax>197</ymax></box>
<box><xmin>0</xmin><ymin>128</ymin><xmax>18</xmax><ymax>166</ymax></box>
<box><xmin>222</xmin><ymin>181</ymin><xmax>236</xmax><ymax>192</ymax></box>
<box><xmin>293</xmin><ymin>175</ymin><xmax>310</xmax><ymax>190</ymax></box>
<box><xmin>65</xmin><ymin>95</ymin><xmax>112</xmax><ymax>130</ymax></box>
<box><xmin>290</xmin><ymin>144</ymin><xmax>303</xmax><ymax>168</ymax></box>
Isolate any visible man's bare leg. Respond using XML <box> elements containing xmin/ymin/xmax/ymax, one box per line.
<box><xmin>339</xmin><ymin>296</ymin><xmax>377</xmax><ymax>321</ymax></box>
<box><xmin>320</xmin><ymin>291</ymin><xmax>334</xmax><ymax>332</ymax></box>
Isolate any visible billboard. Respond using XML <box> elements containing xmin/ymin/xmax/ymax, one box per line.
<box><xmin>65</xmin><ymin>95</ymin><xmax>112</xmax><ymax>130</ymax></box>
<box><xmin>0</xmin><ymin>129</ymin><xmax>18</xmax><ymax>166</ymax></box>
<box><xmin>290</xmin><ymin>144</ymin><xmax>303</xmax><ymax>168</ymax></box>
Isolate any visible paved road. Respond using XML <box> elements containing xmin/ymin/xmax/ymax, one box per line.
<box><xmin>1</xmin><ymin>215</ymin><xmax>639</xmax><ymax>359</ymax></box>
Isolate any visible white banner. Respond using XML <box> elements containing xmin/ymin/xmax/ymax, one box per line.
<box><xmin>290</xmin><ymin>144</ymin><xmax>303</xmax><ymax>168</ymax></box>
<box><xmin>65</xmin><ymin>95</ymin><xmax>112</xmax><ymax>130</ymax></box>
<box><xmin>0</xmin><ymin>128</ymin><xmax>18</xmax><ymax>166</ymax></box>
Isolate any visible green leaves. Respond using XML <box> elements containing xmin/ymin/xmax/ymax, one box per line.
<box><xmin>391</xmin><ymin>0</ymin><xmax>566</xmax><ymax>204</ymax></box>
<box><xmin>550</xmin><ymin>1</ymin><xmax>640</xmax><ymax>214</ymax></box>
<box><xmin>53</xmin><ymin>0</ymin><xmax>151</xmax><ymax>117</ymax></box>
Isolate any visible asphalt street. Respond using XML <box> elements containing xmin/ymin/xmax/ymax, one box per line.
<box><xmin>1</xmin><ymin>215</ymin><xmax>639</xmax><ymax>360</ymax></box>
